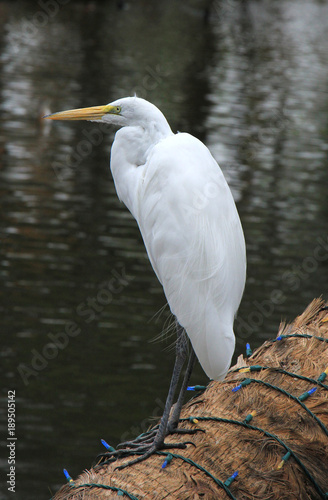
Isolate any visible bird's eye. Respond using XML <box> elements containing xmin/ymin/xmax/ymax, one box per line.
<box><xmin>115</xmin><ymin>106</ymin><xmax>121</xmax><ymax>113</ymax></box>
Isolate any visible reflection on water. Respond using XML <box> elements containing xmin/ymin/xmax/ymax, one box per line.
<box><xmin>1</xmin><ymin>1</ymin><xmax>328</xmax><ymax>498</ymax></box>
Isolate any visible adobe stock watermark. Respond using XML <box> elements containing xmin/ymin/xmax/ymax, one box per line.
<box><xmin>131</xmin><ymin>64</ymin><xmax>170</xmax><ymax>100</ymax></box>
<box><xmin>13</xmin><ymin>0</ymin><xmax>70</xmax><ymax>51</ymax></box>
<box><xmin>211</xmin><ymin>0</ymin><xmax>239</xmax><ymax>19</ymax></box>
<box><xmin>17</xmin><ymin>262</ymin><xmax>132</xmax><ymax>386</ymax></box>
<box><xmin>235</xmin><ymin>234</ymin><xmax>328</xmax><ymax>339</ymax></box>
<box><xmin>119</xmin><ymin>397</ymin><xmax>165</xmax><ymax>443</ymax></box>
<box><xmin>219</xmin><ymin>107</ymin><xmax>292</xmax><ymax>187</ymax></box>
<box><xmin>177</xmin><ymin>166</ymin><xmax>229</xmax><ymax>223</ymax></box>
<box><xmin>52</xmin><ymin>122</ymin><xmax>112</xmax><ymax>181</ymax></box>
<box><xmin>52</xmin><ymin>64</ymin><xmax>170</xmax><ymax>182</ymax></box>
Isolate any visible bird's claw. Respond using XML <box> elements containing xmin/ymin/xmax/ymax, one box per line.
<box><xmin>97</xmin><ymin>422</ymin><xmax>200</xmax><ymax>467</ymax></box>
<box><xmin>167</xmin><ymin>425</ymin><xmax>205</xmax><ymax>436</ymax></box>
<box><xmin>97</xmin><ymin>436</ymin><xmax>194</xmax><ymax>469</ymax></box>
<box><xmin>96</xmin><ymin>431</ymin><xmax>158</xmax><ymax>465</ymax></box>
<box><xmin>115</xmin><ymin>445</ymin><xmax>158</xmax><ymax>470</ymax></box>
<box><xmin>115</xmin><ymin>440</ymin><xmax>192</xmax><ymax>470</ymax></box>
<box><xmin>97</xmin><ymin>445</ymin><xmax>148</xmax><ymax>465</ymax></box>
<box><xmin>116</xmin><ymin>429</ymin><xmax>157</xmax><ymax>449</ymax></box>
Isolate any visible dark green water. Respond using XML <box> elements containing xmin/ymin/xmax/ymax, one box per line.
<box><xmin>1</xmin><ymin>0</ymin><xmax>328</xmax><ymax>498</ymax></box>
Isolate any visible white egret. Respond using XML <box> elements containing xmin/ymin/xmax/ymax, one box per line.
<box><xmin>45</xmin><ymin>97</ymin><xmax>246</xmax><ymax>467</ymax></box>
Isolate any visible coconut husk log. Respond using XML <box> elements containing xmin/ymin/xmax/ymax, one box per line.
<box><xmin>53</xmin><ymin>298</ymin><xmax>328</xmax><ymax>499</ymax></box>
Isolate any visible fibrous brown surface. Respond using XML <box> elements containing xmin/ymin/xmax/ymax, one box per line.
<box><xmin>53</xmin><ymin>298</ymin><xmax>328</xmax><ymax>499</ymax></box>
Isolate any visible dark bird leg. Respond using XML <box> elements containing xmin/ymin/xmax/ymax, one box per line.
<box><xmin>112</xmin><ymin>341</ymin><xmax>198</xmax><ymax>456</ymax></box>
<box><xmin>167</xmin><ymin>346</ymin><xmax>196</xmax><ymax>434</ymax></box>
<box><xmin>109</xmin><ymin>322</ymin><xmax>191</xmax><ymax>469</ymax></box>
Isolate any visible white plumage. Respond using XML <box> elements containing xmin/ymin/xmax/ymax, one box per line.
<box><xmin>46</xmin><ymin>96</ymin><xmax>246</xmax><ymax>381</ymax></box>
<box><xmin>46</xmin><ymin>96</ymin><xmax>247</xmax><ymax>465</ymax></box>
<box><xmin>108</xmin><ymin>97</ymin><xmax>246</xmax><ymax>380</ymax></box>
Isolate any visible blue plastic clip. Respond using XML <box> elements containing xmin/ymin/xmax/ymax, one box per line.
<box><xmin>162</xmin><ymin>453</ymin><xmax>173</xmax><ymax>469</ymax></box>
<box><xmin>298</xmin><ymin>387</ymin><xmax>317</xmax><ymax>402</ymax></box>
<box><xmin>63</xmin><ymin>469</ymin><xmax>74</xmax><ymax>484</ymax></box>
<box><xmin>224</xmin><ymin>471</ymin><xmax>238</xmax><ymax>487</ymax></box>
<box><xmin>246</xmin><ymin>343</ymin><xmax>253</xmax><ymax>357</ymax></box>
<box><xmin>232</xmin><ymin>378</ymin><xmax>252</xmax><ymax>392</ymax></box>
<box><xmin>101</xmin><ymin>439</ymin><xmax>115</xmax><ymax>452</ymax></box>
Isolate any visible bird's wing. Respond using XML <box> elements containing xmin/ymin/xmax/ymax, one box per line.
<box><xmin>134</xmin><ymin>133</ymin><xmax>246</xmax><ymax>379</ymax></box>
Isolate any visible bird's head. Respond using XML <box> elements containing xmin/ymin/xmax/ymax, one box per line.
<box><xmin>44</xmin><ymin>96</ymin><xmax>171</xmax><ymax>134</ymax></box>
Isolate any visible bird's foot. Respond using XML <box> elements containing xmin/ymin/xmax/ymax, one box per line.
<box><xmin>166</xmin><ymin>419</ymin><xmax>205</xmax><ymax>436</ymax></box>
<box><xmin>115</xmin><ymin>439</ymin><xmax>193</xmax><ymax>470</ymax></box>
<box><xmin>117</xmin><ymin>423</ymin><xmax>203</xmax><ymax>450</ymax></box>
<box><xmin>96</xmin><ymin>429</ymin><xmax>157</xmax><ymax>465</ymax></box>
<box><xmin>116</xmin><ymin>428</ymin><xmax>158</xmax><ymax>449</ymax></box>
<box><xmin>97</xmin><ymin>431</ymin><xmax>194</xmax><ymax>470</ymax></box>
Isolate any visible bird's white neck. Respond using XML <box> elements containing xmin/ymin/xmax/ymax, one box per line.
<box><xmin>110</xmin><ymin>122</ymin><xmax>173</xmax><ymax>216</ymax></box>
<box><xmin>114</xmin><ymin>117</ymin><xmax>173</xmax><ymax>166</ymax></box>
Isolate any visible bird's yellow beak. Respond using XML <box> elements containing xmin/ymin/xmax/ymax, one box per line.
<box><xmin>44</xmin><ymin>104</ymin><xmax>120</xmax><ymax>121</ymax></box>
